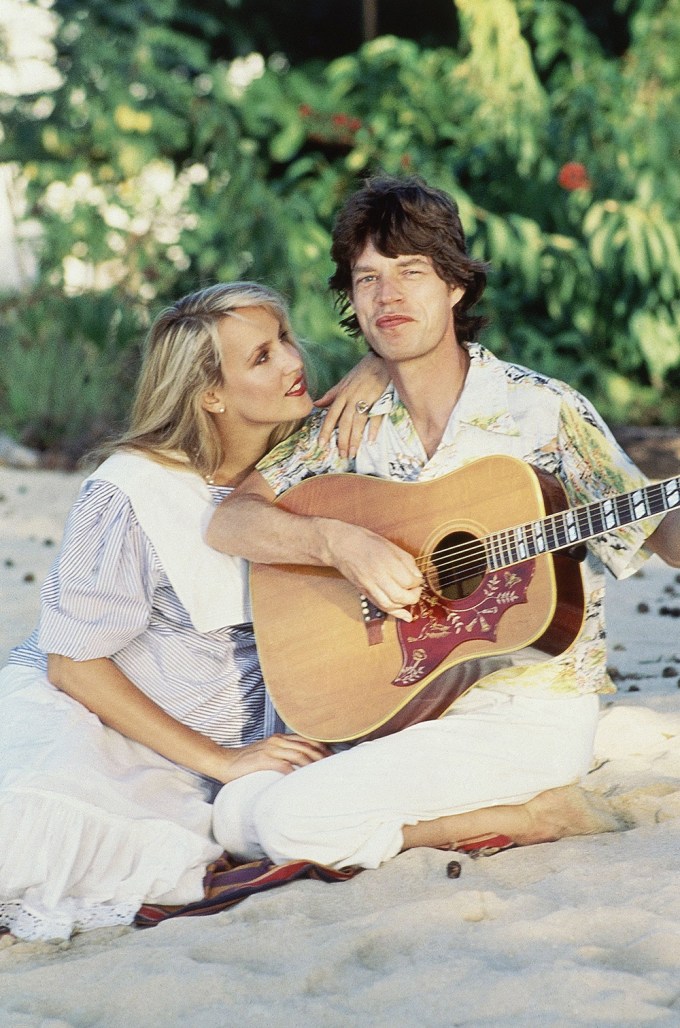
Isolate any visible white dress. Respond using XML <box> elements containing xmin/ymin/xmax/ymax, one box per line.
<box><xmin>0</xmin><ymin>454</ymin><xmax>277</xmax><ymax>942</ymax></box>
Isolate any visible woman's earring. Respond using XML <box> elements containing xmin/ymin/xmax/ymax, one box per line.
<box><xmin>217</xmin><ymin>406</ymin><xmax>225</xmax><ymax>414</ymax></box>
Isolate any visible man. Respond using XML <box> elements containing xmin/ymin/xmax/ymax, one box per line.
<box><xmin>206</xmin><ymin>175</ymin><xmax>680</xmax><ymax>869</ymax></box>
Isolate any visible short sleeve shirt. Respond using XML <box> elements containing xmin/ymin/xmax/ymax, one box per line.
<box><xmin>256</xmin><ymin>343</ymin><xmax>661</xmax><ymax>697</ymax></box>
<box><xmin>10</xmin><ymin>479</ymin><xmax>281</xmax><ymax>745</ymax></box>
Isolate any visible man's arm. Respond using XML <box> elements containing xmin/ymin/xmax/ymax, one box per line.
<box><xmin>205</xmin><ymin>470</ymin><xmax>423</xmax><ymax>619</ymax></box>
<box><xmin>645</xmin><ymin>509</ymin><xmax>680</xmax><ymax>567</ymax></box>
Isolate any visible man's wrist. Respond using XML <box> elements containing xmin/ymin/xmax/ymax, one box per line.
<box><xmin>311</xmin><ymin>516</ymin><xmax>346</xmax><ymax>568</ymax></box>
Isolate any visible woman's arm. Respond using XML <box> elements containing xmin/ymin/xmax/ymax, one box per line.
<box><xmin>314</xmin><ymin>352</ymin><xmax>389</xmax><ymax>457</ymax></box>
<box><xmin>48</xmin><ymin>653</ymin><xmax>329</xmax><ymax>783</ymax></box>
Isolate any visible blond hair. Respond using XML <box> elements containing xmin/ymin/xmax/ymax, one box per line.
<box><xmin>101</xmin><ymin>282</ymin><xmax>304</xmax><ymax>480</ymax></box>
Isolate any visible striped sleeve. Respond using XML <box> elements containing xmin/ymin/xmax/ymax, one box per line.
<box><xmin>37</xmin><ymin>479</ymin><xmax>162</xmax><ymax>660</ymax></box>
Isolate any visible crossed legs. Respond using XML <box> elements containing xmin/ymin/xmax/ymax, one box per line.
<box><xmin>213</xmin><ymin>689</ymin><xmax>610</xmax><ymax>868</ymax></box>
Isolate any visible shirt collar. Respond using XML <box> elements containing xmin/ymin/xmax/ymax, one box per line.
<box><xmin>367</xmin><ymin>343</ymin><xmax>521</xmax><ymax>438</ymax></box>
<box><xmin>453</xmin><ymin>342</ymin><xmax>521</xmax><ymax>437</ymax></box>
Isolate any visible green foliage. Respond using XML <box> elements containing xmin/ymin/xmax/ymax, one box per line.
<box><xmin>1</xmin><ymin>0</ymin><xmax>679</xmax><ymax>460</ymax></box>
<box><xmin>0</xmin><ymin>289</ymin><xmax>144</xmax><ymax>457</ymax></box>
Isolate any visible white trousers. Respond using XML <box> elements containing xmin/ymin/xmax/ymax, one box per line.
<box><xmin>213</xmin><ymin>688</ymin><xmax>600</xmax><ymax>869</ymax></box>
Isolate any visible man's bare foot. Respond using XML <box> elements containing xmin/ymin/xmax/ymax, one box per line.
<box><xmin>401</xmin><ymin>784</ymin><xmax>630</xmax><ymax>854</ymax></box>
<box><xmin>510</xmin><ymin>785</ymin><xmax>630</xmax><ymax>846</ymax></box>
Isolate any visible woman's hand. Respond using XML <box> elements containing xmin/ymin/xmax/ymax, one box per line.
<box><xmin>315</xmin><ymin>352</ymin><xmax>389</xmax><ymax>458</ymax></box>
<box><xmin>215</xmin><ymin>733</ymin><xmax>331</xmax><ymax>784</ymax></box>
<box><xmin>48</xmin><ymin>654</ymin><xmax>331</xmax><ymax>785</ymax></box>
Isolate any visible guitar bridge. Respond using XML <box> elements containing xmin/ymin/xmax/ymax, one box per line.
<box><xmin>359</xmin><ymin>594</ymin><xmax>387</xmax><ymax>645</ymax></box>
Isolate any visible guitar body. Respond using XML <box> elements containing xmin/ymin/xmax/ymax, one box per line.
<box><xmin>251</xmin><ymin>456</ymin><xmax>585</xmax><ymax>743</ymax></box>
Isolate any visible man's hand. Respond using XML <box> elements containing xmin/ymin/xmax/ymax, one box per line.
<box><xmin>321</xmin><ymin>520</ymin><xmax>424</xmax><ymax>621</ymax></box>
<box><xmin>647</xmin><ymin>508</ymin><xmax>680</xmax><ymax>568</ymax></box>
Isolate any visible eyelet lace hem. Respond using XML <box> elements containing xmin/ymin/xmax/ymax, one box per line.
<box><xmin>0</xmin><ymin>898</ymin><xmax>140</xmax><ymax>942</ymax></box>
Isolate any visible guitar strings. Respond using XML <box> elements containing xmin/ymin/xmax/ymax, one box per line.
<box><xmin>409</xmin><ymin>480</ymin><xmax>676</xmax><ymax>587</ymax></box>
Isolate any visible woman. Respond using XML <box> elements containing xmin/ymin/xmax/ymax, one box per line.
<box><xmin>0</xmin><ymin>281</ymin><xmax>384</xmax><ymax>942</ymax></box>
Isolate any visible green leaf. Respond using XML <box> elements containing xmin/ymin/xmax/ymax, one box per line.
<box><xmin>269</xmin><ymin>120</ymin><xmax>306</xmax><ymax>163</ymax></box>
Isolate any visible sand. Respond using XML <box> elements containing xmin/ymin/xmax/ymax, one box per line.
<box><xmin>1</xmin><ymin>463</ymin><xmax>679</xmax><ymax>1027</ymax></box>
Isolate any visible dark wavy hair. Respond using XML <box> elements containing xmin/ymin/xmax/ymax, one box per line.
<box><xmin>329</xmin><ymin>175</ymin><xmax>489</xmax><ymax>341</ymax></box>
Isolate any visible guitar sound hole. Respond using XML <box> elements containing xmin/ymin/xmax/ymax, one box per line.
<box><xmin>428</xmin><ymin>531</ymin><xmax>487</xmax><ymax>601</ymax></box>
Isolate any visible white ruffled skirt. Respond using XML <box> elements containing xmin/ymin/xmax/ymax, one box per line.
<box><xmin>0</xmin><ymin>665</ymin><xmax>223</xmax><ymax>942</ymax></box>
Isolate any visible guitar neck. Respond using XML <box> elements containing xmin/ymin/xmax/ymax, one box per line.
<box><xmin>486</xmin><ymin>476</ymin><xmax>680</xmax><ymax>571</ymax></box>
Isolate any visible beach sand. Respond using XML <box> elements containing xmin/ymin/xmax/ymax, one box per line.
<box><xmin>1</xmin><ymin>460</ymin><xmax>679</xmax><ymax>1026</ymax></box>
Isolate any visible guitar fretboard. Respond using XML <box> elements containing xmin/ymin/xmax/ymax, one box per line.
<box><xmin>485</xmin><ymin>476</ymin><xmax>680</xmax><ymax>572</ymax></box>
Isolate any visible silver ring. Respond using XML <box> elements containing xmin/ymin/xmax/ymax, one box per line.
<box><xmin>355</xmin><ymin>400</ymin><xmax>370</xmax><ymax>415</ymax></box>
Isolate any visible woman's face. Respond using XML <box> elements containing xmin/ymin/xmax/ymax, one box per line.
<box><xmin>208</xmin><ymin>306</ymin><xmax>313</xmax><ymax>430</ymax></box>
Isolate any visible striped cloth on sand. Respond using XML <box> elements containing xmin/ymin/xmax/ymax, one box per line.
<box><xmin>134</xmin><ymin>852</ymin><xmax>361</xmax><ymax>928</ymax></box>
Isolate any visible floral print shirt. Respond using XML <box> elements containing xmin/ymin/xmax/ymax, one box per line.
<box><xmin>257</xmin><ymin>343</ymin><xmax>661</xmax><ymax>697</ymax></box>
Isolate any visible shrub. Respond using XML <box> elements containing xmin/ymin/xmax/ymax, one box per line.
<box><xmin>1</xmin><ymin>0</ymin><xmax>678</xmax><ymax>461</ymax></box>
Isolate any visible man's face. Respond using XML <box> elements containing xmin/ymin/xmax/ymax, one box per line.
<box><xmin>349</xmin><ymin>240</ymin><xmax>464</xmax><ymax>366</ymax></box>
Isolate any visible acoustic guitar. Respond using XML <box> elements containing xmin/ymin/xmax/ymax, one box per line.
<box><xmin>250</xmin><ymin>455</ymin><xmax>679</xmax><ymax>743</ymax></box>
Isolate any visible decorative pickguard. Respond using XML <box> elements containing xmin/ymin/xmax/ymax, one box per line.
<box><xmin>393</xmin><ymin>563</ymin><xmax>536</xmax><ymax>686</ymax></box>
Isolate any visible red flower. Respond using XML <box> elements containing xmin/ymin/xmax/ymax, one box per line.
<box><xmin>400</xmin><ymin>153</ymin><xmax>413</xmax><ymax>170</ymax></box>
<box><xmin>348</xmin><ymin>118</ymin><xmax>362</xmax><ymax>132</ymax></box>
<box><xmin>298</xmin><ymin>104</ymin><xmax>313</xmax><ymax>117</ymax></box>
<box><xmin>331</xmin><ymin>113</ymin><xmax>350</xmax><ymax>127</ymax></box>
<box><xmin>558</xmin><ymin>162</ymin><xmax>591</xmax><ymax>191</ymax></box>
